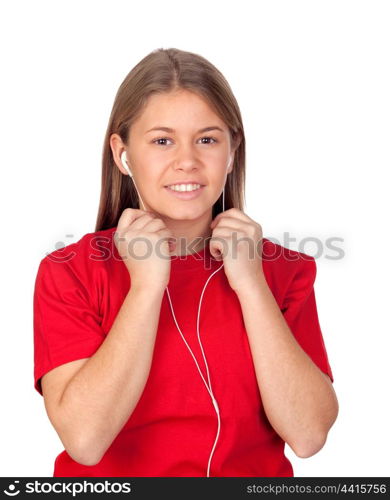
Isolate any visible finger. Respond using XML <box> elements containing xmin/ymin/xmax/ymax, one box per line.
<box><xmin>211</xmin><ymin>208</ymin><xmax>253</xmax><ymax>227</ymax></box>
<box><xmin>156</xmin><ymin>228</ymin><xmax>175</xmax><ymax>239</ymax></box>
<box><xmin>156</xmin><ymin>229</ymin><xmax>177</xmax><ymax>251</ymax></box>
<box><xmin>117</xmin><ymin>208</ymin><xmax>154</xmax><ymax>232</ymax></box>
<box><xmin>142</xmin><ymin>218</ymin><xmax>167</xmax><ymax>232</ymax></box>
<box><xmin>211</xmin><ymin>217</ymin><xmax>251</xmax><ymax>231</ymax></box>
<box><xmin>209</xmin><ymin>238</ymin><xmax>224</xmax><ymax>261</ymax></box>
<box><xmin>129</xmin><ymin>213</ymin><xmax>158</xmax><ymax>231</ymax></box>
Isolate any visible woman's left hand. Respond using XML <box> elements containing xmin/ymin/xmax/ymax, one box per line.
<box><xmin>209</xmin><ymin>208</ymin><xmax>265</xmax><ymax>293</ymax></box>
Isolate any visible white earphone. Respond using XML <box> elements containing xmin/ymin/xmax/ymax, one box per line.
<box><xmin>121</xmin><ymin>151</ymin><xmax>146</xmax><ymax>210</ymax></box>
<box><xmin>120</xmin><ymin>151</ymin><xmax>133</xmax><ymax>177</ymax></box>
<box><xmin>120</xmin><ymin>149</ymin><xmax>233</xmax><ymax>477</ymax></box>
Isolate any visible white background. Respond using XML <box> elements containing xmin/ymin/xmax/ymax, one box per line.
<box><xmin>1</xmin><ymin>0</ymin><xmax>389</xmax><ymax>477</ymax></box>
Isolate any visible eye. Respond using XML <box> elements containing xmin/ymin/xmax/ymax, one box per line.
<box><xmin>199</xmin><ymin>136</ymin><xmax>218</xmax><ymax>145</ymax></box>
<box><xmin>152</xmin><ymin>136</ymin><xmax>218</xmax><ymax>146</ymax></box>
<box><xmin>152</xmin><ymin>137</ymin><xmax>173</xmax><ymax>146</ymax></box>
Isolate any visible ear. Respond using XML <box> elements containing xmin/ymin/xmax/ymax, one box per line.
<box><xmin>227</xmin><ymin>134</ymin><xmax>241</xmax><ymax>174</ymax></box>
<box><xmin>110</xmin><ymin>133</ymin><xmax>130</xmax><ymax>176</ymax></box>
<box><xmin>232</xmin><ymin>131</ymin><xmax>242</xmax><ymax>151</ymax></box>
<box><xmin>227</xmin><ymin>153</ymin><xmax>234</xmax><ymax>174</ymax></box>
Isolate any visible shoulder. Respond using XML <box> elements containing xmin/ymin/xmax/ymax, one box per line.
<box><xmin>36</xmin><ymin>226</ymin><xmax>119</xmax><ymax>284</ymax></box>
<box><xmin>261</xmin><ymin>237</ymin><xmax>317</xmax><ymax>307</ymax></box>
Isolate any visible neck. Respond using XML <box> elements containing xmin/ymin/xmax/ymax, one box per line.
<box><xmin>159</xmin><ymin>211</ymin><xmax>213</xmax><ymax>256</ymax></box>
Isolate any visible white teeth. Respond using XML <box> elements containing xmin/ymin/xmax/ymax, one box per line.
<box><xmin>167</xmin><ymin>183</ymin><xmax>201</xmax><ymax>192</ymax></box>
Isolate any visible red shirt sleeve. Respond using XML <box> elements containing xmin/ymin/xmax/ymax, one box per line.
<box><xmin>33</xmin><ymin>256</ymin><xmax>106</xmax><ymax>396</ymax></box>
<box><xmin>281</xmin><ymin>257</ymin><xmax>334</xmax><ymax>383</ymax></box>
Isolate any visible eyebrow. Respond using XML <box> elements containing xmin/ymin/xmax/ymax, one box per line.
<box><xmin>145</xmin><ymin>126</ymin><xmax>225</xmax><ymax>134</ymax></box>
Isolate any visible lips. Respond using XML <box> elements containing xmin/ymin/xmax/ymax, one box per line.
<box><xmin>164</xmin><ymin>181</ymin><xmax>205</xmax><ymax>187</ymax></box>
<box><xmin>164</xmin><ymin>185</ymin><xmax>205</xmax><ymax>200</ymax></box>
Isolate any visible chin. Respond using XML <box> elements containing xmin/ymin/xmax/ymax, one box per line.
<box><xmin>164</xmin><ymin>205</ymin><xmax>209</xmax><ymax>221</ymax></box>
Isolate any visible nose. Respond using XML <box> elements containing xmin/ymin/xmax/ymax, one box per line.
<box><xmin>173</xmin><ymin>143</ymin><xmax>200</xmax><ymax>171</ymax></box>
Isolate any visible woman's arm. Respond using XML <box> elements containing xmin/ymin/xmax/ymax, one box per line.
<box><xmin>51</xmin><ymin>284</ymin><xmax>165</xmax><ymax>466</ymax></box>
<box><xmin>236</xmin><ymin>277</ymin><xmax>339</xmax><ymax>458</ymax></box>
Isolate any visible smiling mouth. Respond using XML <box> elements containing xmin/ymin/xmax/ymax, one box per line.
<box><xmin>165</xmin><ymin>184</ymin><xmax>204</xmax><ymax>192</ymax></box>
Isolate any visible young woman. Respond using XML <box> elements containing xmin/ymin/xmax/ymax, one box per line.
<box><xmin>33</xmin><ymin>48</ymin><xmax>338</xmax><ymax>478</ymax></box>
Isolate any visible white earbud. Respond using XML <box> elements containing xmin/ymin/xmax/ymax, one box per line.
<box><xmin>121</xmin><ymin>151</ymin><xmax>133</xmax><ymax>177</ymax></box>
<box><xmin>120</xmin><ymin>150</ymin><xmax>146</xmax><ymax>210</ymax></box>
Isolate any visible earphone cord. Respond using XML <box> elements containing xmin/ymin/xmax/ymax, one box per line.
<box><xmin>130</xmin><ymin>173</ymin><xmax>225</xmax><ymax>478</ymax></box>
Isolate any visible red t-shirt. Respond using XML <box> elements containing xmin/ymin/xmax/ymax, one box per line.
<box><xmin>33</xmin><ymin>226</ymin><xmax>334</xmax><ymax>477</ymax></box>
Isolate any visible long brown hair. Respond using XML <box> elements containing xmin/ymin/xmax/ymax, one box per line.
<box><xmin>95</xmin><ymin>47</ymin><xmax>246</xmax><ymax>232</ymax></box>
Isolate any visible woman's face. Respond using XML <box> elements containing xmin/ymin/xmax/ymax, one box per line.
<box><xmin>113</xmin><ymin>89</ymin><xmax>236</xmax><ymax>220</ymax></box>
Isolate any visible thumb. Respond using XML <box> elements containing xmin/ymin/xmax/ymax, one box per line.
<box><xmin>168</xmin><ymin>238</ymin><xmax>177</xmax><ymax>253</ymax></box>
<box><xmin>209</xmin><ymin>238</ymin><xmax>224</xmax><ymax>261</ymax></box>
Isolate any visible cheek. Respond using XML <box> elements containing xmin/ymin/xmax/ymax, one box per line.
<box><xmin>142</xmin><ymin>171</ymin><xmax>158</xmax><ymax>188</ymax></box>
<box><xmin>129</xmin><ymin>161</ymin><xmax>152</xmax><ymax>186</ymax></box>
<box><xmin>211</xmin><ymin>168</ymin><xmax>228</xmax><ymax>186</ymax></box>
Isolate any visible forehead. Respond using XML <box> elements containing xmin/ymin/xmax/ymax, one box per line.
<box><xmin>134</xmin><ymin>90</ymin><xmax>226</xmax><ymax>130</ymax></box>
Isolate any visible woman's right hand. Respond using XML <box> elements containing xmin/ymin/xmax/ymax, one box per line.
<box><xmin>114</xmin><ymin>208</ymin><xmax>176</xmax><ymax>291</ymax></box>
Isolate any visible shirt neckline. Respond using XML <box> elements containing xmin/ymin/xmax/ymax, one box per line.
<box><xmin>170</xmin><ymin>243</ymin><xmax>220</xmax><ymax>271</ymax></box>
